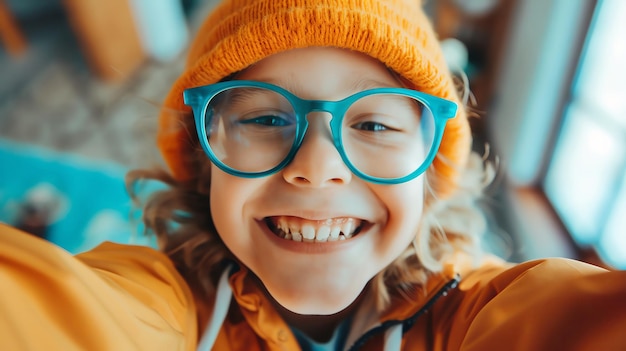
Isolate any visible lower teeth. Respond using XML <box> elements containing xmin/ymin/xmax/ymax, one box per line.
<box><xmin>281</xmin><ymin>233</ymin><xmax>348</xmax><ymax>242</ymax></box>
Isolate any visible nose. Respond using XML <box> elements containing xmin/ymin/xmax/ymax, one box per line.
<box><xmin>282</xmin><ymin>113</ymin><xmax>352</xmax><ymax>187</ymax></box>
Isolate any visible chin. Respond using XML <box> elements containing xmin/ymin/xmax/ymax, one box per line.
<box><xmin>279</xmin><ymin>296</ymin><xmax>357</xmax><ymax>315</ymax></box>
<box><xmin>263</xmin><ymin>277</ymin><xmax>368</xmax><ymax>315</ymax></box>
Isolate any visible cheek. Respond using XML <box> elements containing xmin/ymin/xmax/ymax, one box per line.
<box><xmin>210</xmin><ymin>174</ymin><xmax>233</xmax><ymax>245</ymax></box>
<box><xmin>374</xmin><ymin>177</ymin><xmax>425</xmax><ymax>246</ymax></box>
<box><xmin>209</xmin><ymin>168</ymin><xmax>253</xmax><ymax>247</ymax></box>
<box><xmin>208</xmin><ymin>166</ymin><xmax>276</xmax><ymax>266</ymax></box>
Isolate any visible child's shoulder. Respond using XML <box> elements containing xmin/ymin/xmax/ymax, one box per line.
<box><xmin>459</xmin><ymin>255</ymin><xmax>611</xmax><ymax>296</ymax></box>
<box><xmin>0</xmin><ymin>224</ymin><xmax>197</xmax><ymax>350</ymax></box>
<box><xmin>434</xmin><ymin>256</ymin><xmax>626</xmax><ymax>350</ymax></box>
<box><xmin>1</xmin><ymin>223</ymin><xmax>187</xmax><ymax>294</ymax></box>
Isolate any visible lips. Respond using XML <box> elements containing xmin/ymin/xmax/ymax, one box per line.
<box><xmin>264</xmin><ymin>216</ymin><xmax>365</xmax><ymax>242</ymax></box>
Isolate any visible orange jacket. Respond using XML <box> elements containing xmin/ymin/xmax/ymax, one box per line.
<box><xmin>1</xmin><ymin>223</ymin><xmax>625</xmax><ymax>350</ymax></box>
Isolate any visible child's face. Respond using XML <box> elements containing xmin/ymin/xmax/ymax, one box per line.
<box><xmin>210</xmin><ymin>47</ymin><xmax>425</xmax><ymax>314</ymax></box>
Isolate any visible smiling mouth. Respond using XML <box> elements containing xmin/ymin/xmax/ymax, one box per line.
<box><xmin>264</xmin><ymin>216</ymin><xmax>365</xmax><ymax>242</ymax></box>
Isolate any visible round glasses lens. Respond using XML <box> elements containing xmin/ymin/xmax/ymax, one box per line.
<box><xmin>204</xmin><ymin>87</ymin><xmax>297</xmax><ymax>173</ymax></box>
<box><xmin>341</xmin><ymin>93</ymin><xmax>435</xmax><ymax>179</ymax></box>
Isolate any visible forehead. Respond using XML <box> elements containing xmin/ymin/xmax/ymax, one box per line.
<box><xmin>234</xmin><ymin>47</ymin><xmax>403</xmax><ymax>99</ymax></box>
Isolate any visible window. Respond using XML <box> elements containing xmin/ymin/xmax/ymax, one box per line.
<box><xmin>543</xmin><ymin>0</ymin><xmax>626</xmax><ymax>269</ymax></box>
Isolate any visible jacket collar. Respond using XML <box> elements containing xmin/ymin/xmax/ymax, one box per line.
<box><xmin>343</xmin><ymin>263</ymin><xmax>459</xmax><ymax>350</ymax></box>
<box><xmin>226</xmin><ymin>262</ymin><xmax>459</xmax><ymax>349</ymax></box>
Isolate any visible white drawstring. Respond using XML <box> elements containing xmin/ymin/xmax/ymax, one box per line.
<box><xmin>196</xmin><ymin>267</ymin><xmax>234</xmax><ymax>351</ymax></box>
<box><xmin>383</xmin><ymin>324</ymin><xmax>403</xmax><ymax>351</ymax></box>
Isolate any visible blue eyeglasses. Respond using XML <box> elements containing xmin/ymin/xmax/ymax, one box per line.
<box><xmin>183</xmin><ymin>80</ymin><xmax>457</xmax><ymax>184</ymax></box>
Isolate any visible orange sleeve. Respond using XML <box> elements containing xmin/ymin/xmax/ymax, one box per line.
<box><xmin>0</xmin><ymin>224</ymin><xmax>197</xmax><ymax>351</ymax></box>
<box><xmin>443</xmin><ymin>258</ymin><xmax>626</xmax><ymax>351</ymax></box>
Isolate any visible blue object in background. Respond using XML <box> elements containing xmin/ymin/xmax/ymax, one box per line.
<box><xmin>130</xmin><ymin>0</ymin><xmax>189</xmax><ymax>62</ymax></box>
<box><xmin>0</xmin><ymin>140</ymin><xmax>155</xmax><ymax>253</ymax></box>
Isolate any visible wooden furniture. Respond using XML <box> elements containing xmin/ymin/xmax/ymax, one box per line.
<box><xmin>63</xmin><ymin>0</ymin><xmax>146</xmax><ymax>82</ymax></box>
<box><xmin>0</xmin><ymin>0</ymin><xmax>27</xmax><ymax>56</ymax></box>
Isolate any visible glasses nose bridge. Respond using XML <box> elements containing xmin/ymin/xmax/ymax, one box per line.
<box><xmin>292</xmin><ymin>99</ymin><xmax>345</xmax><ymax>156</ymax></box>
<box><xmin>300</xmin><ymin>100</ymin><xmax>344</xmax><ymax>137</ymax></box>
<box><xmin>298</xmin><ymin>100</ymin><xmax>343</xmax><ymax>142</ymax></box>
<box><xmin>302</xmin><ymin>100</ymin><xmax>341</xmax><ymax>118</ymax></box>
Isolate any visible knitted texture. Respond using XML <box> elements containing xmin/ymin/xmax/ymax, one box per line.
<box><xmin>158</xmin><ymin>0</ymin><xmax>471</xmax><ymax>196</ymax></box>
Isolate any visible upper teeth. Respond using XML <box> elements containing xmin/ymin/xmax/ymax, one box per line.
<box><xmin>274</xmin><ymin>217</ymin><xmax>360</xmax><ymax>242</ymax></box>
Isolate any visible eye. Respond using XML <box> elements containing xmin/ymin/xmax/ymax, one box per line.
<box><xmin>351</xmin><ymin>121</ymin><xmax>396</xmax><ymax>132</ymax></box>
<box><xmin>239</xmin><ymin>114</ymin><xmax>293</xmax><ymax>127</ymax></box>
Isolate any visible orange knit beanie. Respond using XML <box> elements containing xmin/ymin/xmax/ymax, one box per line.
<box><xmin>157</xmin><ymin>0</ymin><xmax>471</xmax><ymax>196</ymax></box>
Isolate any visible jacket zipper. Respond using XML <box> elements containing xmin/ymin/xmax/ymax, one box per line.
<box><xmin>345</xmin><ymin>276</ymin><xmax>460</xmax><ymax>351</ymax></box>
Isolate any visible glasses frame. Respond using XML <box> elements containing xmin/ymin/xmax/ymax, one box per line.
<box><xmin>183</xmin><ymin>80</ymin><xmax>457</xmax><ymax>184</ymax></box>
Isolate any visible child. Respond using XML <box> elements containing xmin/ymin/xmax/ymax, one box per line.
<box><xmin>1</xmin><ymin>0</ymin><xmax>625</xmax><ymax>350</ymax></box>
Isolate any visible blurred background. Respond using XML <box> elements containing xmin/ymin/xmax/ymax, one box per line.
<box><xmin>0</xmin><ymin>0</ymin><xmax>624</xmax><ymax>269</ymax></box>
